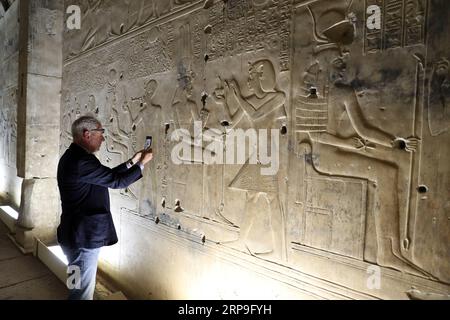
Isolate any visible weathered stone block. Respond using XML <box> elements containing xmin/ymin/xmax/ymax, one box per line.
<box><xmin>2</xmin><ymin>0</ymin><xmax>19</xmax><ymax>60</ymax></box>
<box><xmin>17</xmin><ymin>178</ymin><xmax>59</xmax><ymax>245</ymax></box>
<box><xmin>27</xmin><ymin>0</ymin><xmax>63</xmax><ymax>77</ymax></box>
<box><xmin>24</xmin><ymin>124</ymin><xmax>59</xmax><ymax>179</ymax></box>
<box><xmin>26</xmin><ymin>73</ymin><xmax>61</xmax><ymax>126</ymax></box>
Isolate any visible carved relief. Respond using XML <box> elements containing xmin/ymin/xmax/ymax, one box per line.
<box><xmin>127</xmin><ymin>26</ymin><xmax>174</xmax><ymax>79</ymax></box>
<box><xmin>64</xmin><ymin>0</ymin><xmax>195</xmax><ymax>60</ymax></box>
<box><xmin>59</xmin><ymin>0</ymin><xmax>450</xmax><ymax>295</ymax></box>
<box><xmin>164</xmin><ymin>62</ymin><xmax>208</xmax><ymax>218</ymax></box>
<box><xmin>64</xmin><ymin>24</ymin><xmax>174</xmax><ymax>94</ymax></box>
<box><xmin>409</xmin><ymin>1</ymin><xmax>450</xmax><ymax>284</ymax></box>
<box><xmin>170</xmin><ymin>64</ymin><xmax>201</xmax><ymax>157</ymax></box>
<box><xmin>0</xmin><ymin>88</ymin><xmax>17</xmax><ymax>167</ymax></box>
<box><xmin>290</xmin><ymin>2</ymin><xmax>434</xmax><ymax>278</ymax></box>
<box><xmin>364</xmin><ymin>0</ymin><xmax>427</xmax><ymax>53</ymax></box>
<box><xmin>292</xmin><ymin>143</ymin><xmax>367</xmax><ymax>259</ymax></box>
<box><xmin>103</xmin><ymin>70</ymin><xmax>156</xmax><ymax>201</ymax></box>
<box><xmin>60</xmin><ymin>95</ymin><xmax>80</xmax><ymax>154</ymax></box>
<box><xmin>428</xmin><ymin>58</ymin><xmax>450</xmax><ymax>136</ymax></box>
<box><xmin>0</xmin><ymin>96</ymin><xmax>6</xmax><ymax>162</ymax></box>
<box><xmin>137</xmin><ymin>79</ymin><xmax>162</xmax><ymax>216</ymax></box>
<box><xmin>205</xmin><ymin>0</ymin><xmax>293</xmax><ymax>71</ymax></box>
<box><xmin>213</xmin><ymin>59</ymin><xmax>288</xmax><ymax>260</ymax></box>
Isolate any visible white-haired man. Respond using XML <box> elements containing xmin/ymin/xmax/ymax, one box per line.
<box><xmin>57</xmin><ymin>115</ymin><xmax>153</xmax><ymax>300</ymax></box>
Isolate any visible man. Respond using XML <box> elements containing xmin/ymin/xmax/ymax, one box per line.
<box><xmin>57</xmin><ymin>115</ymin><xmax>153</xmax><ymax>300</ymax></box>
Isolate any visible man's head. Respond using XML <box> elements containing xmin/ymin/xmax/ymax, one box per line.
<box><xmin>71</xmin><ymin>115</ymin><xmax>105</xmax><ymax>153</ymax></box>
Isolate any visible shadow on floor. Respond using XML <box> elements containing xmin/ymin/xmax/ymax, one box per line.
<box><xmin>0</xmin><ymin>221</ymin><xmax>69</xmax><ymax>300</ymax></box>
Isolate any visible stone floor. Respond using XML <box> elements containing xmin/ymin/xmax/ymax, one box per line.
<box><xmin>0</xmin><ymin>220</ymin><xmax>68</xmax><ymax>300</ymax></box>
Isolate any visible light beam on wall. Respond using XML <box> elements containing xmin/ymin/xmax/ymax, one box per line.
<box><xmin>0</xmin><ymin>205</ymin><xmax>19</xmax><ymax>219</ymax></box>
<box><xmin>48</xmin><ymin>245</ymin><xmax>69</xmax><ymax>265</ymax></box>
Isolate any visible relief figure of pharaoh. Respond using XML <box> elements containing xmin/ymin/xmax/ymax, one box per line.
<box><xmin>215</xmin><ymin>59</ymin><xmax>288</xmax><ymax>261</ymax></box>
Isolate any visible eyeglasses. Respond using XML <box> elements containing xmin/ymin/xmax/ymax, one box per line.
<box><xmin>90</xmin><ymin>128</ymin><xmax>105</xmax><ymax>134</ymax></box>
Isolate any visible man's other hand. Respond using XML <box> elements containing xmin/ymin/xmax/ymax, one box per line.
<box><xmin>139</xmin><ymin>148</ymin><xmax>153</xmax><ymax>165</ymax></box>
<box><xmin>131</xmin><ymin>150</ymin><xmax>144</xmax><ymax>165</ymax></box>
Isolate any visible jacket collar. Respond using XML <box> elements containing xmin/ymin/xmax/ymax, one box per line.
<box><xmin>70</xmin><ymin>142</ymin><xmax>90</xmax><ymax>155</ymax></box>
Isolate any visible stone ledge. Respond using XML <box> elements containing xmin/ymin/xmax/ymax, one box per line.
<box><xmin>35</xmin><ymin>239</ymin><xmax>127</xmax><ymax>300</ymax></box>
<box><xmin>0</xmin><ymin>205</ymin><xmax>18</xmax><ymax>232</ymax></box>
<box><xmin>289</xmin><ymin>243</ymin><xmax>450</xmax><ymax>300</ymax></box>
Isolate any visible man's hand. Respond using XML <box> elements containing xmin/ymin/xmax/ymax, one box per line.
<box><xmin>131</xmin><ymin>150</ymin><xmax>144</xmax><ymax>165</ymax></box>
<box><xmin>139</xmin><ymin>148</ymin><xmax>153</xmax><ymax>166</ymax></box>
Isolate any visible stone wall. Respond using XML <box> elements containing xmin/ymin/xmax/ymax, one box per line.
<box><xmin>15</xmin><ymin>0</ymin><xmax>63</xmax><ymax>248</ymax></box>
<box><xmin>61</xmin><ymin>0</ymin><xmax>449</xmax><ymax>299</ymax></box>
<box><xmin>0</xmin><ymin>0</ymin><xmax>22</xmax><ymax>207</ymax></box>
<box><xmin>1</xmin><ymin>0</ymin><xmax>63</xmax><ymax>250</ymax></box>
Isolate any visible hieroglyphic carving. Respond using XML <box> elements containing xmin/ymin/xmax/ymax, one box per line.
<box><xmin>127</xmin><ymin>26</ymin><xmax>174</xmax><ymax>79</ymax></box>
<box><xmin>384</xmin><ymin>0</ymin><xmax>404</xmax><ymax>49</ymax></box>
<box><xmin>364</xmin><ymin>0</ymin><xmax>427</xmax><ymax>53</ymax></box>
<box><xmin>207</xmin><ymin>3</ymin><xmax>225</xmax><ymax>58</ymax></box>
<box><xmin>0</xmin><ymin>100</ymin><xmax>9</xmax><ymax>163</ymax></box>
<box><xmin>278</xmin><ymin>2</ymin><xmax>292</xmax><ymax>71</ymax></box>
<box><xmin>64</xmin><ymin>24</ymin><xmax>174</xmax><ymax>94</ymax></box>
<box><xmin>365</xmin><ymin>0</ymin><xmax>383</xmax><ymax>52</ymax></box>
<box><xmin>404</xmin><ymin>0</ymin><xmax>426</xmax><ymax>46</ymax></box>
<box><xmin>177</xmin><ymin>23</ymin><xmax>193</xmax><ymax>62</ymax></box>
<box><xmin>188</xmin><ymin>11</ymin><xmax>210</xmax><ymax>71</ymax></box>
<box><xmin>63</xmin><ymin>0</ymin><xmax>195</xmax><ymax>60</ymax></box>
<box><xmin>28</xmin><ymin>6</ymin><xmax>58</xmax><ymax>55</ymax></box>
<box><xmin>60</xmin><ymin>95</ymin><xmax>79</xmax><ymax>153</ymax></box>
<box><xmin>192</xmin><ymin>15</ymin><xmax>203</xmax><ymax>61</ymax></box>
<box><xmin>206</xmin><ymin>0</ymin><xmax>293</xmax><ymax>70</ymax></box>
<box><xmin>0</xmin><ymin>88</ymin><xmax>17</xmax><ymax>167</ymax></box>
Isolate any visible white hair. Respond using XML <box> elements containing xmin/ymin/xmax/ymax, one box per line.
<box><xmin>71</xmin><ymin>114</ymin><xmax>101</xmax><ymax>140</ymax></box>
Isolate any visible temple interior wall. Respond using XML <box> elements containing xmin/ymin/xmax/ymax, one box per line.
<box><xmin>1</xmin><ymin>0</ymin><xmax>449</xmax><ymax>299</ymax></box>
<box><xmin>0</xmin><ymin>0</ymin><xmax>22</xmax><ymax>208</ymax></box>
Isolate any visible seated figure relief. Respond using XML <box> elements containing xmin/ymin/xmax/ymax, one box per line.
<box><xmin>294</xmin><ymin>7</ymin><xmax>434</xmax><ymax>278</ymax></box>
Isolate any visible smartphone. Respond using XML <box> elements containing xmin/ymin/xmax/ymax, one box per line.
<box><xmin>144</xmin><ymin>136</ymin><xmax>152</xmax><ymax>150</ymax></box>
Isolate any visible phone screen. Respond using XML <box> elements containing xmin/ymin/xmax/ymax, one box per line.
<box><xmin>145</xmin><ymin>136</ymin><xmax>152</xmax><ymax>149</ymax></box>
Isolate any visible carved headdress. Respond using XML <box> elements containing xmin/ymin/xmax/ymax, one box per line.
<box><xmin>307</xmin><ymin>0</ymin><xmax>356</xmax><ymax>54</ymax></box>
<box><xmin>248</xmin><ymin>59</ymin><xmax>277</xmax><ymax>92</ymax></box>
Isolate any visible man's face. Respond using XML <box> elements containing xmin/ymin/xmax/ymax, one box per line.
<box><xmin>84</xmin><ymin>123</ymin><xmax>105</xmax><ymax>153</ymax></box>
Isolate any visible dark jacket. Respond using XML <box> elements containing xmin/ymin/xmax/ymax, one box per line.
<box><xmin>57</xmin><ymin>143</ymin><xmax>142</xmax><ymax>248</ymax></box>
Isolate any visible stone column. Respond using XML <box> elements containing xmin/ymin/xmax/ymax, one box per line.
<box><xmin>15</xmin><ymin>0</ymin><xmax>63</xmax><ymax>252</ymax></box>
